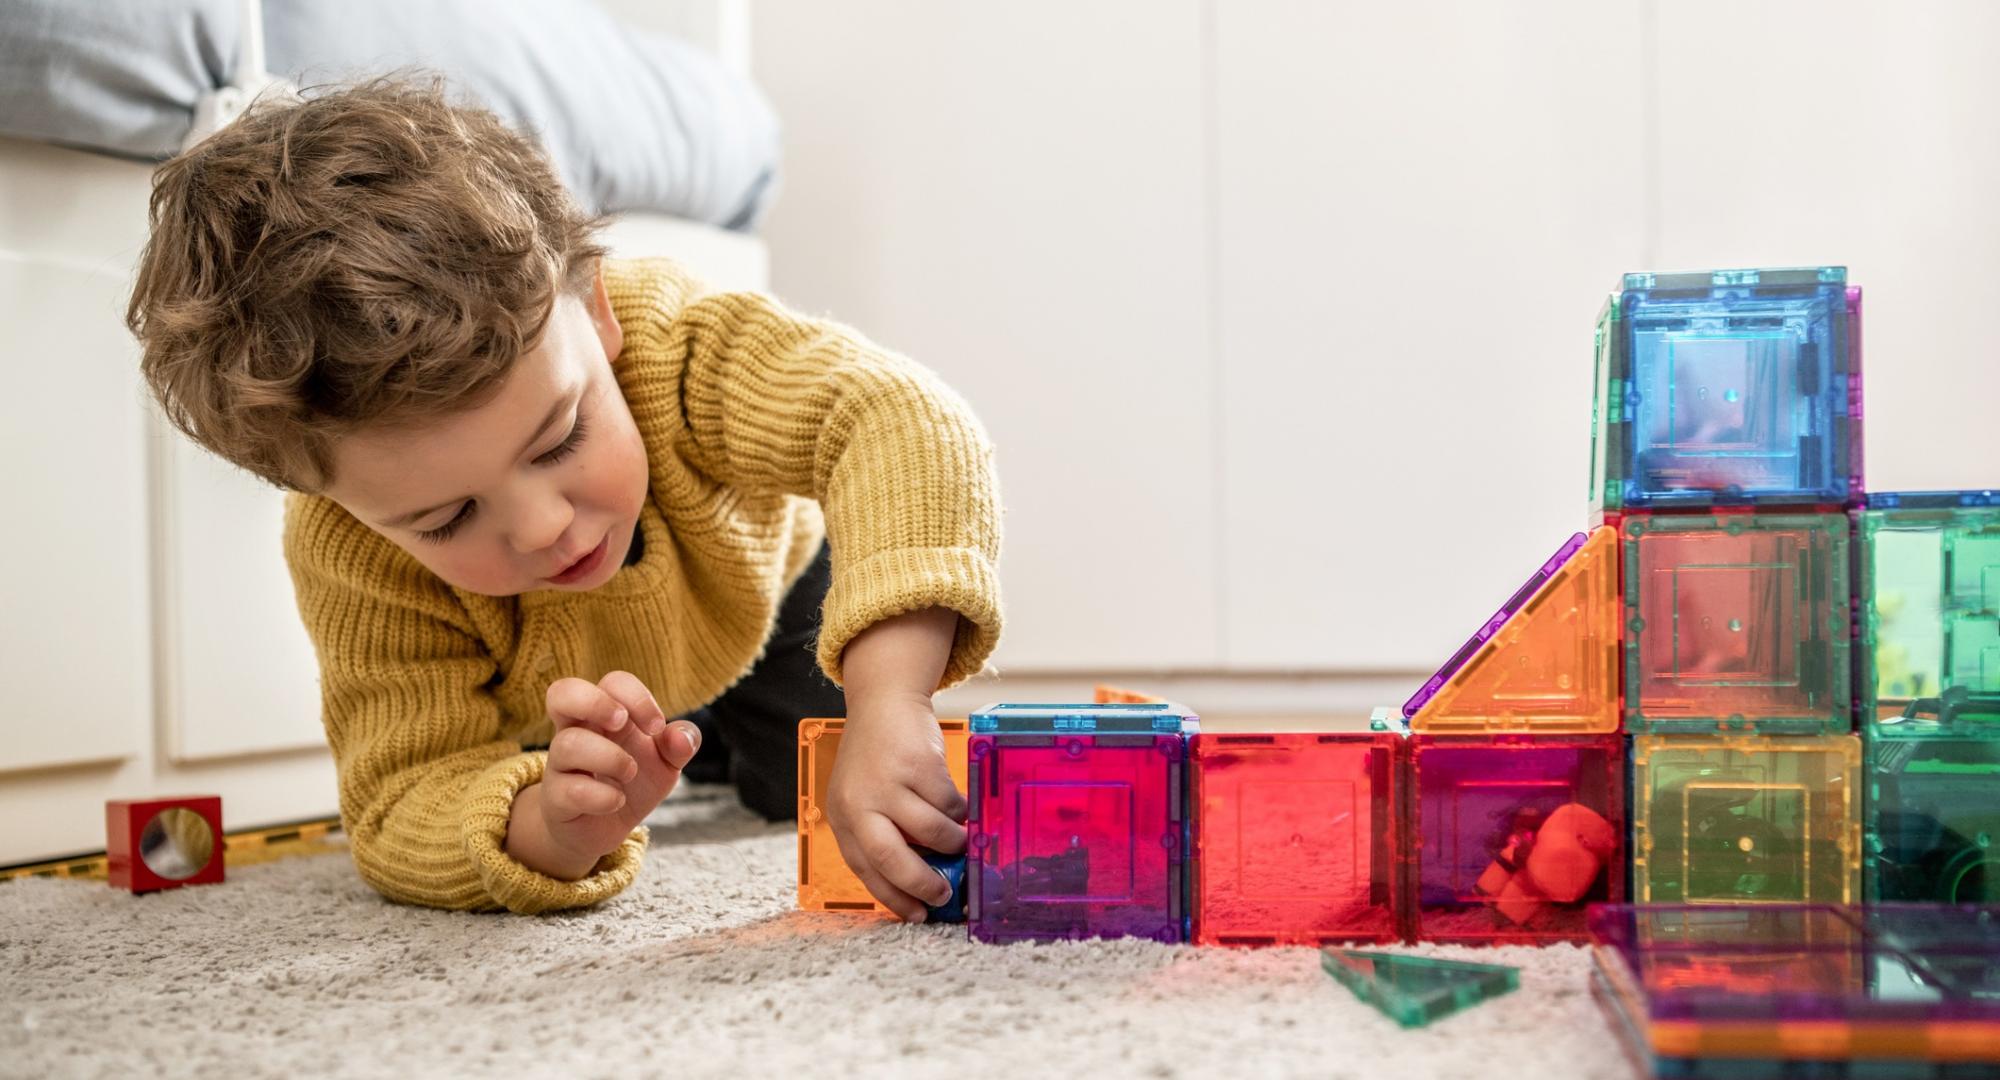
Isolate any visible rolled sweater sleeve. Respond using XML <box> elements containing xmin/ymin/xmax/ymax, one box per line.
<box><xmin>631</xmin><ymin>280</ymin><xmax>1004</xmax><ymax>687</ymax></box>
<box><xmin>283</xmin><ymin>495</ymin><xmax>647</xmax><ymax>914</ymax></box>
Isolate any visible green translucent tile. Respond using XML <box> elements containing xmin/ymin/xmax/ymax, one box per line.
<box><xmin>1865</xmin><ymin>732</ymin><xmax>2000</xmax><ymax>902</ymax></box>
<box><xmin>1631</xmin><ymin>735</ymin><xmax>1862</xmax><ymax>904</ymax></box>
<box><xmin>1319</xmin><ymin>949</ymin><xmax>1519</xmax><ymax>1028</ymax></box>
<box><xmin>1860</xmin><ymin>503</ymin><xmax>2000</xmax><ymax>737</ymax></box>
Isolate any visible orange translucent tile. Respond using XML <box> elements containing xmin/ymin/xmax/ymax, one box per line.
<box><xmin>796</xmin><ymin>717</ymin><xmax>970</xmax><ymax>913</ymax></box>
<box><xmin>1410</xmin><ymin>527</ymin><xmax>1622</xmax><ymax>734</ymax></box>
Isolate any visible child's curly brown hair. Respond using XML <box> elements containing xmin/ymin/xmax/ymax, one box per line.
<box><xmin>126</xmin><ymin>75</ymin><xmax>608</xmax><ymax>493</ymax></box>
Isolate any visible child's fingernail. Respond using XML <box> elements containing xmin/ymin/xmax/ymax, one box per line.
<box><xmin>645</xmin><ymin>714</ymin><xmax>666</xmax><ymax>737</ymax></box>
<box><xmin>683</xmin><ymin>723</ymin><xmax>702</xmax><ymax>751</ymax></box>
<box><xmin>611</xmin><ymin>708</ymin><xmax>628</xmax><ymax>730</ymax></box>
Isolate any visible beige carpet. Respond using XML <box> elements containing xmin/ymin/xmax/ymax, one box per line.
<box><xmin>0</xmin><ymin>786</ymin><xmax>1633</xmax><ymax>1079</ymax></box>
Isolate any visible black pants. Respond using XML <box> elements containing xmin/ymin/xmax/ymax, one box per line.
<box><xmin>679</xmin><ymin>542</ymin><xmax>845</xmax><ymax>821</ymax></box>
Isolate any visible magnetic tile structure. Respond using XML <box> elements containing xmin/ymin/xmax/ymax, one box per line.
<box><xmin>1630</xmin><ymin>734</ymin><xmax>1862</xmax><ymax>905</ymax></box>
<box><xmin>1589</xmin><ymin>904</ymin><xmax>2000</xmax><ymax>1072</ymax></box>
<box><xmin>1622</xmin><ymin>512</ymin><xmax>1852</xmax><ymax>734</ymax></box>
<box><xmin>1405</xmin><ymin>526</ymin><xmax>1622</xmax><ymax>734</ymax></box>
<box><xmin>1589</xmin><ymin>267</ymin><xmax>1862</xmax><ymax>517</ymax></box>
<box><xmin>1865</xmin><ymin>732</ymin><xmax>2000</xmax><ymax>903</ymax></box>
<box><xmin>1191</xmin><ymin>733</ymin><xmax>1402</xmax><ymax>946</ymax></box>
<box><xmin>1859</xmin><ymin>491</ymin><xmax>2000</xmax><ymax>738</ymax></box>
<box><xmin>1321</xmin><ymin>949</ymin><xmax>1519</xmax><ymax>1028</ymax></box>
<box><xmin>966</xmin><ymin>702</ymin><xmax>1198</xmax><ymax>944</ymax></box>
<box><xmin>796</xmin><ymin>716</ymin><xmax>971</xmax><ymax>914</ymax></box>
<box><xmin>1407</xmin><ymin>734</ymin><xmax>1625</xmax><ymax>943</ymax></box>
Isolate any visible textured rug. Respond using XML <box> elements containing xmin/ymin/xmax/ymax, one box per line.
<box><xmin>0</xmin><ymin>786</ymin><xmax>1633</xmax><ymax>1079</ymax></box>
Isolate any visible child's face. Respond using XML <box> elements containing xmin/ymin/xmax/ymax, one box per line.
<box><xmin>322</xmin><ymin>271</ymin><xmax>650</xmax><ymax>597</ymax></box>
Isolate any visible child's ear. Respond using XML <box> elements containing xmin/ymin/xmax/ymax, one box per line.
<box><xmin>588</xmin><ymin>262</ymin><xmax>624</xmax><ymax>361</ymax></box>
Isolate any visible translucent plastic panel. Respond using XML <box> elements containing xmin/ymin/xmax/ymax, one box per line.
<box><xmin>1865</xmin><ymin>734</ymin><xmax>2000</xmax><ymax>903</ymax></box>
<box><xmin>969</xmin><ymin>701</ymin><xmax>1198</xmax><ymax>735</ymax></box>
<box><xmin>1407</xmin><ymin>527</ymin><xmax>1620</xmax><ymax>733</ymax></box>
<box><xmin>1321</xmin><ymin>950</ymin><xmax>1518</xmax><ymax>1028</ymax></box>
<box><xmin>796</xmin><ymin>717</ymin><xmax>970</xmax><ymax>913</ymax></box>
<box><xmin>1407</xmin><ymin>735</ymin><xmax>1624</xmax><ymax>944</ymax></box>
<box><xmin>1590</xmin><ymin>904</ymin><xmax>2000</xmax><ymax>1067</ymax></box>
<box><xmin>966</xmin><ymin>733</ymin><xmax>1185</xmax><ymax>943</ymax></box>
<box><xmin>1860</xmin><ymin>495</ymin><xmax>2000</xmax><ymax>737</ymax></box>
<box><xmin>1623</xmin><ymin>513</ymin><xmax>1851</xmax><ymax>734</ymax></box>
<box><xmin>1630</xmin><ymin>735</ymin><xmax>1862</xmax><ymax>905</ymax></box>
<box><xmin>1191</xmin><ymin>733</ymin><xmax>1401</xmax><ymax>946</ymax></box>
<box><xmin>1589</xmin><ymin>267</ymin><xmax>1861</xmax><ymax>515</ymax></box>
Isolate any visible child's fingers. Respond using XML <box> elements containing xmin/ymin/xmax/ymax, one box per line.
<box><xmin>546</xmin><ymin>677</ymin><xmax>628</xmax><ymax>737</ymax></box>
<box><xmin>549</xmin><ymin>726</ymin><xmax>638</xmax><ymax>784</ymax></box>
<box><xmin>833</xmin><ymin>816</ymin><xmax>927</xmax><ymax>922</ymax></box>
<box><xmin>911</xmin><ymin>762</ymin><xmax>969</xmax><ymax>824</ymax></box>
<box><xmin>890</xmin><ymin>791</ymin><xmax>967</xmax><ymax>856</ymax></box>
<box><xmin>595</xmin><ymin>670</ymin><xmax>668</xmax><ymax>736</ymax></box>
<box><xmin>653</xmin><ymin>720</ymin><xmax>702</xmax><ymax>772</ymax></box>
<box><xmin>850</xmin><ymin>812</ymin><xmax>955</xmax><ymax>911</ymax></box>
<box><xmin>540</xmin><ymin>769</ymin><xmax>626</xmax><ymax>820</ymax></box>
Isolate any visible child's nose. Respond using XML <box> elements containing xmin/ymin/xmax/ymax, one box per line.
<box><xmin>508</xmin><ymin>492</ymin><xmax>576</xmax><ymax>557</ymax></box>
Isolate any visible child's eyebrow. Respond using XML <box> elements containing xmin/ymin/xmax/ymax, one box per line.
<box><xmin>377</xmin><ymin>390</ymin><xmax>579</xmax><ymax>528</ymax></box>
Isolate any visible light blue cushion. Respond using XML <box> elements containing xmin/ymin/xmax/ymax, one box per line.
<box><xmin>0</xmin><ymin>0</ymin><xmax>780</xmax><ymax>229</ymax></box>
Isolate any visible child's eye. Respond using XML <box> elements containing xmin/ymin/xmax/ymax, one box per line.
<box><xmin>535</xmin><ymin>412</ymin><xmax>590</xmax><ymax>466</ymax></box>
<box><xmin>415</xmin><ymin>502</ymin><xmax>474</xmax><ymax>545</ymax></box>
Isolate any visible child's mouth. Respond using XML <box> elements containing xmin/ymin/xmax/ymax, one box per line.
<box><xmin>546</xmin><ymin>535</ymin><xmax>608</xmax><ymax>585</ymax></box>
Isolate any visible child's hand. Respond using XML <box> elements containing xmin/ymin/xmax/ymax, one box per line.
<box><xmin>825</xmin><ymin>690</ymin><xmax>966</xmax><ymax>922</ymax></box>
<box><xmin>538</xmin><ymin>670</ymin><xmax>702</xmax><ymax>864</ymax></box>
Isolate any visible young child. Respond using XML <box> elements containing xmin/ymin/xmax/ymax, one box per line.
<box><xmin>124</xmin><ymin>78</ymin><xmax>1001</xmax><ymax>921</ymax></box>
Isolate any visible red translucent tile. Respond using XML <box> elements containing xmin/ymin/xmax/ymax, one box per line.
<box><xmin>1408</xmin><ymin>734</ymin><xmax>1625</xmax><ymax>944</ymax></box>
<box><xmin>966</xmin><ymin>733</ymin><xmax>1186</xmax><ymax>943</ymax></box>
<box><xmin>1191</xmin><ymin>733</ymin><xmax>1402</xmax><ymax>946</ymax></box>
<box><xmin>1622</xmin><ymin>512</ymin><xmax>1853</xmax><ymax>734</ymax></box>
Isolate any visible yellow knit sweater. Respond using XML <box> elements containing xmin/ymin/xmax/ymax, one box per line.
<box><xmin>283</xmin><ymin>258</ymin><xmax>1003</xmax><ymax>915</ymax></box>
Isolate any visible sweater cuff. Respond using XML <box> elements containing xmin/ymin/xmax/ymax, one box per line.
<box><xmin>462</xmin><ymin>751</ymin><xmax>650</xmax><ymax>915</ymax></box>
<box><xmin>817</xmin><ymin>546</ymin><xmax>1003</xmax><ymax>689</ymax></box>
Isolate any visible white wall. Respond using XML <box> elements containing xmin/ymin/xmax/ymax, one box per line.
<box><xmin>752</xmin><ymin>1</ymin><xmax>2000</xmax><ymax>693</ymax></box>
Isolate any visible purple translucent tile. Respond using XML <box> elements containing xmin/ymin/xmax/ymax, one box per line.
<box><xmin>966</xmin><ymin>733</ymin><xmax>1185</xmax><ymax>944</ymax></box>
<box><xmin>1402</xmin><ymin>532</ymin><xmax>1591</xmax><ymax>719</ymax></box>
<box><xmin>1588</xmin><ymin>904</ymin><xmax>2000</xmax><ymax>1024</ymax></box>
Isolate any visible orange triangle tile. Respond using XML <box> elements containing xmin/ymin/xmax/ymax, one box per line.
<box><xmin>1410</xmin><ymin>527</ymin><xmax>1622</xmax><ymax>734</ymax></box>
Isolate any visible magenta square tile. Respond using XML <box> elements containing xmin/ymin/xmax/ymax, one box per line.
<box><xmin>966</xmin><ymin>733</ymin><xmax>1185</xmax><ymax>943</ymax></box>
<box><xmin>1408</xmin><ymin>734</ymin><xmax>1625</xmax><ymax>944</ymax></box>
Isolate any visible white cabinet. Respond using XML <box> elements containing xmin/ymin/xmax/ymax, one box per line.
<box><xmin>0</xmin><ymin>256</ymin><xmax>151</xmax><ymax>775</ymax></box>
<box><xmin>1212</xmin><ymin>1</ymin><xmax>1648</xmax><ymax>670</ymax></box>
<box><xmin>1652</xmin><ymin>0</ymin><xmax>2000</xmax><ymax>494</ymax></box>
<box><xmin>753</xmin><ymin>1</ymin><xmax>1222</xmax><ymax>671</ymax></box>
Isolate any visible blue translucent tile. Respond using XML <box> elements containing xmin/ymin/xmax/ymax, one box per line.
<box><xmin>1590</xmin><ymin>267</ymin><xmax>1861</xmax><ymax>515</ymax></box>
<box><xmin>968</xmin><ymin>701</ymin><xmax>1200</xmax><ymax>735</ymax></box>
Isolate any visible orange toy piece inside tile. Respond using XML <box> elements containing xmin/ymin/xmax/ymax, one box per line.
<box><xmin>1410</xmin><ymin>526</ymin><xmax>1622</xmax><ymax>734</ymax></box>
<box><xmin>1093</xmin><ymin>684</ymin><xmax>1167</xmax><ymax>704</ymax></box>
<box><xmin>796</xmin><ymin>717</ymin><xmax>969</xmax><ymax>913</ymax></box>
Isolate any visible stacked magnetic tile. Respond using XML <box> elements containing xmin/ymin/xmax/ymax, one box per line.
<box><xmin>1591</xmin><ymin>267</ymin><xmax>1870</xmax><ymax>920</ymax></box>
<box><xmin>1859</xmin><ymin>490</ymin><xmax>2000</xmax><ymax>904</ymax></box>
<box><xmin>965</xmin><ymin>702</ymin><xmax>1198</xmax><ymax>943</ymax></box>
<box><xmin>1395</xmin><ymin>505</ymin><xmax>1625</xmax><ymax>943</ymax></box>
<box><xmin>1589</xmin><ymin>266</ymin><xmax>1862</xmax><ymax>520</ymax></box>
<box><xmin>1588</xmin><ymin>904</ymin><xmax>2000</xmax><ymax>1077</ymax></box>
